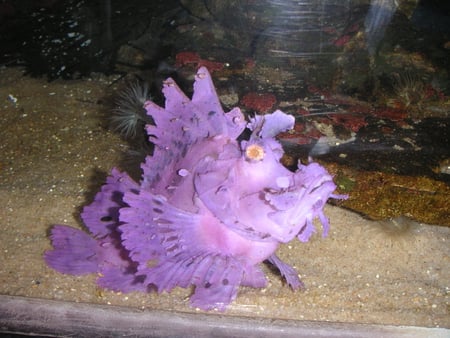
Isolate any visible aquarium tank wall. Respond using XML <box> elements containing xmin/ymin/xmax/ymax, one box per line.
<box><xmin>0</xmin><ymin>0</ymin><xmax>449</xmax><ymax>336</ymax></box>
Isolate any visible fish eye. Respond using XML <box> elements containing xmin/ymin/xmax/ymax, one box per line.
<box><xmin>245</xmin><ymin>144</ymin><xmax>265</xmax><ymax>161</ymax></box>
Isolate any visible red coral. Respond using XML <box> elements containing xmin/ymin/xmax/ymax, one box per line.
<box><xmin>240</xmin><ymin>92</ymin><xmax>277</xmax><ymax>113</ymax></box>
<box><xmin>175</xmin><ymin>51</ymin><xmax>200</xmax><ymax>66</ymax></box>
<box><xmin>306</xmin><ymin>84</ymin><xmax>331</xmax><ymax>99</ymax></box>
<box><xmin>424</xmin><ymin>84</ymin><xmax>447</xmax><ymax>101</ymax></box>
<box><xmin>333</xmin><ymin>34</ymin><xmax>351</xmax><ymax>47</ymax></box>
<box><xmin>373</xmin><ymin>108</ymin><xmax>407</xmax><ymax>121</ymax></box>
<box><xmin>329</xmin><ymin>113</ymin><xmax>368</xmax><ymax>133</ymax></box>
<box><xmin>198</xmin><ymin>59</ymin><xmax>224</xmax><ymax>72</ymax></box>
<box><xmin>175</xmin><ymin>51</ymin><xmax>224</xmax><ymax>72</ymax></box>
<box><xmin>278</xmin><ymin>120</ymin><xmax>324</xmax><ymax>145</ymax></box>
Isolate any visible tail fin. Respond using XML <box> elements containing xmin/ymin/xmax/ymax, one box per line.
<box><xmin>44</xmin><ymin>225</ymin><xmax>98</xmax><ymax>275</ymax></box>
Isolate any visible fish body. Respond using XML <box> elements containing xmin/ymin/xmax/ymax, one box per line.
<box><xmin>45</xmin><ymin>67</ymin><xmax>346</xmax><ymax>311</ymax></box>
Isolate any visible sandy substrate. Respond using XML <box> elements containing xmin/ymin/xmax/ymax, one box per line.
<box><xmin>0</xmin><ymin>67</ymin><xmax>448</xmax><ymax>330</ymax></box>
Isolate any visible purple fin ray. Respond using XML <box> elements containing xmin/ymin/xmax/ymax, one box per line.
<box><xmin>268</xmin><ymin>254</ymin><xmax>304</xmax><ymax>290</ymax></box>
<box><xmin>44</xmin><ymin>225</ymin><xmax>98</xmax><ymax>275</ymax></box>
<box><xmin>81</xmin><ymin>168</ymin><xmax>138</xmax><ymax>237</ymax></box>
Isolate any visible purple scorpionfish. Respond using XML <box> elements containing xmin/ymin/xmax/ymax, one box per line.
<box><xmin>45</xmin><ymin>66</ymin><xmax>347</xmax><ymax>311</ymax></box>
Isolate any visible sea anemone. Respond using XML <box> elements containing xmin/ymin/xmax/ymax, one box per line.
<box><xmin>111</xmin><ymin>81</ymin><xmax>153</xmax><ymax>138</ymax></box>
<box><xmin>389</xmin><ymin>71</ymin><xmax>427</xmax><ymax>110</ymax></box>
<box><xmin>366</xmin><ymin>216</ymin><xmax>421</xmax><ymax>249</ymax></box>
